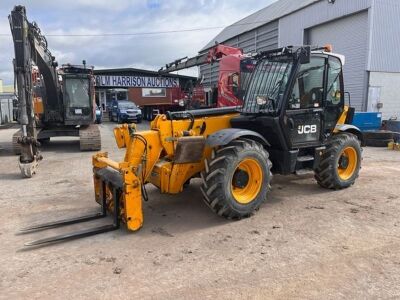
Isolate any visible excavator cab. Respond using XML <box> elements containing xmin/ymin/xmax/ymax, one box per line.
<box><xmin>62</xmin><ymin>65</ymin><xmax>95</xmax><ymax>126</ymax></box>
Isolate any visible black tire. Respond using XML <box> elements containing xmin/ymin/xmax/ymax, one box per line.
<box><xmin>117</xmin><ymin>115</ymin><xmax>122</xmax><ymax>124</ymax></box>
<box><xmin>314</xmin><ymin>133</ymin><xmax>362</xmax><ymax>190</ymax></box>
<box><xmin>200</xmin><ymin>139</ymin><xmax>272</xmax><ymax>219</ymax></box>
<box><xmin>365</xmin><ymin>138</ymin><xmax>393</xmax><ymax>147</ymax></box>
<box><xmin>363</xmin><ymin>130</ymin><xmax>393</xmax><ymax>140</ymax></box>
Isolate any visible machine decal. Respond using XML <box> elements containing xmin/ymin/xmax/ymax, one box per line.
<box><xmin>298</xmin><ymin>124</ymin><xmax>318</xmax><ymax>134</ymax></box>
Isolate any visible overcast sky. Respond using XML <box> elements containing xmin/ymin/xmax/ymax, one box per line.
<box><xmin>0</xmin><ymin>0</ymin><xmax>277</xmax><ymax>85</ymax></box>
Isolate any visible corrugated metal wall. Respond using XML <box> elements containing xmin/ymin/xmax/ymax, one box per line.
<box><xmin>200</xmin><ymin>21</ymin><xmax>279</xmax><ymax>87</ymax></box>
<box><xmin>278</xmin><ymin>0</ymin><xmax>371</xmax><ymax>47</ymax></box>
<box><xmin>278</xmin><ymin>0</ymin><xmax>372</xmax><ymax>111</ymax></box>
<box><xmin>368</xmin><ymin>0</ymin><xmax>400</xmax><ymax>72</ymax></box>
<box><xmin>307</xmin><ymin>11</ymin><xmax>369</xmax><ymax>111</ymax></box>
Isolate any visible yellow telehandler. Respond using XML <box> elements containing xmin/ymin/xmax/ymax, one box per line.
<box><xmin>22</xmin><ymin>46</ymin><xmax>364</xmax><ymax>246</ymax></box>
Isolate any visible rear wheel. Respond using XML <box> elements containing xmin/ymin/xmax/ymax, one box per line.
<box><xmin>200</xmin><ymin>139</ymin><xmax>272</xmax><ymax>219</ymax></box>
<box><xmin>314</xmin><ymin>133</ymin><xmax>362</xmax><ymax>189</ymax></box>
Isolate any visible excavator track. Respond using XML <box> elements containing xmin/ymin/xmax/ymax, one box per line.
<box><xmin>12</xmin><ymin>129</ymin><xmax>22</xmax><ymax>155</ymax></box>
<box><xmin>79</xmin><ymin>124</ymin><xmax>101</xmax><ymax>151</ymax></box>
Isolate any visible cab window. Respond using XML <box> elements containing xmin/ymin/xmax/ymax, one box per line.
<box><xmin>288</xmin><ymin>57</ymin><xmax>325</xmax><ymax>110</ymax></box>
<box><xmin>324</xmin><ymin>56</ymin><xmax>344</xmax><ymax>132</ymax></box>
<box><xmin>227</xmin><ymin>72</ymin><xmax>240</xmax><ymax>96</ymax></box>
<box><xmin>326</xmin><ymin>57</ymin><xmax>343</xmax><ymax>107</ymax></box>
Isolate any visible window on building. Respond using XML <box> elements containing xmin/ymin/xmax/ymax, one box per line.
<box><xmin>106</xmin><ymin>89</ymin><xmax>128</xmax><ymax>102</ymax></box>
<box><xmin>142</xmin><ymin>88</ymin><xmax>166</xmax><ymax>97</ymax></box>
<box><xmin>117</xmin><ymin>91</ymin><xmax>127</xmax><ymax>101</ymax></box>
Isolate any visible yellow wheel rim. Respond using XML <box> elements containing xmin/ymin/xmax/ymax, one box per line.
<box><xmin>337</xmin><ymin>147</ymin><xmax>358</xmax><ymax>181</ymax></box>
<box><xmin>231</xmin><ymin>158</ymin><xmax>263</xmax><ymax>204</ymax></box>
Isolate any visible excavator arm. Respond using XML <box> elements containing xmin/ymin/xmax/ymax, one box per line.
<box><xmin>10</xmin><ymin>6</ymin><xmax>63</xmax><ymax>123</ymax></box>
<box><xmin>9</xmin><ymin>6</ymin><xmax>64</xmax><ymax>177</ymax></box>
<box><xmin>9</xmin><ymin>6</ymin><xmax>42</xmax><ymax>176</ymax></box>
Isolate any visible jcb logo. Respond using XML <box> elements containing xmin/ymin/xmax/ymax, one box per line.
<box><xmin>298</xmin><ymin>125</ymin><xmax>317</xmax><ymax>134</ymax></box>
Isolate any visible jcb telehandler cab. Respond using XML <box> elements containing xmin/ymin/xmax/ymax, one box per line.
<box><xmin>21</xmin><ymin>46</ymin><xmax>363</xmax><ymax>247</ymax></box>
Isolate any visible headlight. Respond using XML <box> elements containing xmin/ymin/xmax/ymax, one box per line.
<box><xmin>178</xmin><ymin>100</ymin><xmax>185</xmax><ymax>107</ymax></box>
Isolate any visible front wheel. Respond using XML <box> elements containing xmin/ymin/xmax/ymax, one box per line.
<box><xmin>314</xmin><ymin>133</ymin><xmax>362</xmax><ymax>189</ymax></box>
<box><xmin>200</xmin><ymin>139</ymin><xmax>272</xmax><ymax>220</ymax></box>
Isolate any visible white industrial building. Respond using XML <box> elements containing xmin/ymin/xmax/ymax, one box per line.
<box><xmin>200</xmin><ymin>0</ymin><xmax>400</xmax><ymax>120</ymax></box>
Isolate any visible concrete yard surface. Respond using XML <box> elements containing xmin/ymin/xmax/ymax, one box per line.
<box><xmin>0</xmin><ymin>122</ymin><xmax>399</xmax><ymax>299</ymax></box>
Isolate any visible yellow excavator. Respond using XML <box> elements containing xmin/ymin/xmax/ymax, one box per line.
<box><xmin>21</xmin><ymin>46</ymin><xmax>364</xmax><ymax>246</ymax></box>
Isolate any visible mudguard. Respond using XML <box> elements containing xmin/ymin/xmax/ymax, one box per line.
<box><xmin>206</xmin><ymin>128</ymin><xmax>270</xmax><ymax>147</ymax></box>
<box><xmin>336</xmin><ymin>124</ymin><xmax>364</xmax><ymax>145</ymax></box>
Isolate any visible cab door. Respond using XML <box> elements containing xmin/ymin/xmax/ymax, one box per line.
<box><xmin>283</xmin><ymin>56</ymin><xmax>327</xmax><ymax>148</ymax></box>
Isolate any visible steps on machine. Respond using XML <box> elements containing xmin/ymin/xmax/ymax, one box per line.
<box><xmin>296</xmin><ymin>155</ymin><xmax>314</xmax><ymax>162</ymax></box>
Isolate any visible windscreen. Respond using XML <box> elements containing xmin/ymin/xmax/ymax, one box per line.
<box><xmin>64</xmin><ymin>77</ymin><xmax>90</xmax><ymax>108</ymax></box>
<box><xmin>119</xmin><ymin>102</ymin><xmax>137</xmax><ymax>109</ymax></box>
<box><xmin>242</xmin><ymin>59</ymin><xmax>293</xmax><ymax>114</ymax></box>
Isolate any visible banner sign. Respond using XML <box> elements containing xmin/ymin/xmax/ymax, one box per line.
<box><xmin>95</xmin><ymin>75</ymin><xmax>179</xmax><ymax>88</ymax></box>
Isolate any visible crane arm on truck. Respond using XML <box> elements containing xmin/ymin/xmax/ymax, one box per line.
<box><xmin>158</xmin><ymin>44</ymin><xmax>243</xmax><ymax>74</ymax></box>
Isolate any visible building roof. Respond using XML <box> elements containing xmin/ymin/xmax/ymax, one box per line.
<box><xmin>201</xmin><ymin>0</ymin><xmax>321</xmax><ymax>51</ymax></box>
<box><xmin>93</xmin><ymin>68</ymin><xmax>196</xmax><ymax>80</ymax></box>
